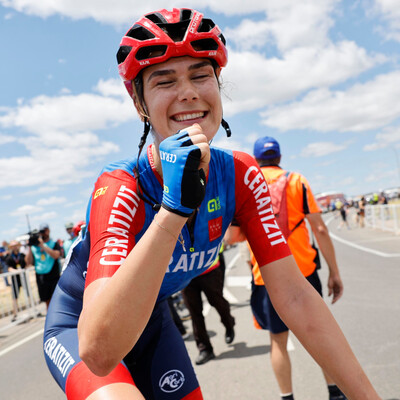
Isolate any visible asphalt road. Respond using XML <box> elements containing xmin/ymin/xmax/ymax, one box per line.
<box><xmin>1</xmin><ymin>211</ymin><xmax>399</xmax><ymax>399</ymax></box>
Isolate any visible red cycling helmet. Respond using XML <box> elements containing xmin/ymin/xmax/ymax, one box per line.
<box><xmin>117</xmin><ymin>8</ymin><xmax>228</xmax><ymax>97</ymax></box>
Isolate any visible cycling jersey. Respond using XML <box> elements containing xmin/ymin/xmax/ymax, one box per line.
<box><xmin>44</xmin><ymin>145</ymin><xmax>291</xmax><ymax>400</ymax></box>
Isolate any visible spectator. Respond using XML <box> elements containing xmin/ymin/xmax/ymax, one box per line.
<box><xmin>63</xmin><ymin>220</ymin><xmax>86</xmax><ymax>260</ymax></box>
<box><xmin>5</xmin><ymin>240</ymin><xmax>28</xmax><ymax>322</ymax></box>
<box><xmin>182</xmin><ymin>246</ymin><xmax>235</xmax><ymax>365</ymax></box>
<box><xmin>247</xmin><ymin>136</ymin><xmax>346</xmax><ymax>400</ymax></box>
<box><xmin>338</xmin><ymin>202</ymin><xmax>350</xmax><ymax>230</ymax></box>
<box><xmin>26</xmin><ymin>223</ymin><xmax>61</xmax><ymax>309</ymax></box>
<box><xmin>0</xmin><ymin>243</ymin><xmax>10</xmax><ymax>286</ymax></box>
<box><xmin>357</xmin><ymin>196</ymin><xmax>367</xmax><ymax>228</ymax></box>
<box><xmin>63</xmin><ymin>222</ymin><xmax>75</xmax><ymax>257</ymax></box>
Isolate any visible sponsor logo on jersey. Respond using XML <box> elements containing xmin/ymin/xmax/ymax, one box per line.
<box><xmin>94</xmin><ymin>186</ymin><xmax>108</xmax><ymax>199</ymax></box>
<box><xmin>207</xmin><ymin>197</ymin><xmax>221</xmax><ymax>212</ymax></box>
<box><xmin>244</xmin><ymin>166</ymin><xmax>286</xmax><ymax>246</ymax></box>
<box><xmin>99</xmin><ymin>184</ymin><xmax>140</xmax><ymax>266</ymax></box>
<box><xmin>208</xmin><ymin>216</ymin><xmax>222</xmax><ymax>241</ymax></box>
<box><xmin>44</xmin><ymin>337</ymin><xmax>75</xmax><ymax>378</ymax></box>
<box><xmin>159</xmin><ymin>369</ymin><xmax>185</xmax><ymax>393</ymax></box>
<box><xmin>167</xmin><ymin>243</ymin><xmax>221</xmax><ymax>273</ymax></box>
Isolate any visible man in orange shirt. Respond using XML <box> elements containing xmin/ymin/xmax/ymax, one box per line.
<box><xmin>250</xmin><ymin>136</ymin><xmax>346</xmax><ymax>400</ymax></box>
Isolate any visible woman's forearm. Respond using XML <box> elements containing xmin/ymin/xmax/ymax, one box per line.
<box><xmin>78</xmin><ymin>207</ymin><xmax>187</xmax><ymax>376</ymax></box>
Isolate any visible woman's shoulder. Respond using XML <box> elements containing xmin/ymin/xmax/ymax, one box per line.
<box><xmin>99</xmin><ymin>157</ymin><xmax>137</xmax><ymax>177</ymax></box>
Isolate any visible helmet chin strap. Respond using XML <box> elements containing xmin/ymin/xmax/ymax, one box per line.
<box><xmin>221</xmin><ymin>118</ymin><xmax>231</xmax><ymax>137</ymax></box>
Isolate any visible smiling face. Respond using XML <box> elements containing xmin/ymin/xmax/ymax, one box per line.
<box><xmin>140</xmin><ymin>56</ymin><xmax>223</xmax><ymax>144</ymax></box>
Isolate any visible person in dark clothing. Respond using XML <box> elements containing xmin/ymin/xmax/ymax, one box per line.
<box><xmin>26</xmin><ymin>223</ymin><xmax>61</xmax><ymax>309</ymax></box>
<box><xmin>6</xmin><ymin>240</ymin><xmax>28</xmax><ymax>321</ymax></box>
<box><xmin>182</xmin><ymin>248</ymin><xmax>235</xmax><ymax>365</ymax></box>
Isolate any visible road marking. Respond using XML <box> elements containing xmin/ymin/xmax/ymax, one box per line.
<box><xmin>329</xmin><ymin>232</ymin><xmax>400</xmax><ymax>258</ymax></box>
<box><xmin>0</xmin><ymin>328</ymin><xmax>43</xmax><ymax>358</ymax></box>
<box><xmin>226</xmin><ymin>276</ymin><xmax>252</xmax><ymax>288</ymax></box>
<box><xmin>325</xmin><ymin>217</ymin><xmax>400</xmax><ymax>258</ymax></box>
<box><xmin>223</xmin><ymin>287</ymin><xmax>239</xmax><ymax>304</ymax></box>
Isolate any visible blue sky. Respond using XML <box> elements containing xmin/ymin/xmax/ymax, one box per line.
<box><xmin>1</xmin><ymin>0</ymin><xmax>400</xmax><ymax>242</ymax></box>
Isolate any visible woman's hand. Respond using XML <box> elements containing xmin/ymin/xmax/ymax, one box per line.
<box><xmin>160</xmin><ymin>123</ymin><xmax>210</xmax><ymax>216</ymax></box>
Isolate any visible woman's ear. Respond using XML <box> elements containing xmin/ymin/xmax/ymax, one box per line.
<box><xmin>214</xmin><ymin>66</ymin><xmax>221</xmax><ymax>78</ymax></box>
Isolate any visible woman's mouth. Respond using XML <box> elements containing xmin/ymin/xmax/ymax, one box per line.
<box><xmin>172</xmin><ymin>112</ymin><xmax>206</xmax><ymax>122</ymax></box>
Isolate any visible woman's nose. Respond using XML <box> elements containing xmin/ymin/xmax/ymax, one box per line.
<box><xmin>177</xmin><ymin>80</ymin><xmax>198</xmax><ymax>102</ymax></box>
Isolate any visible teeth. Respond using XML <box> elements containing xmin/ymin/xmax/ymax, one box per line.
<box><xmin>174</xmin><ymin>112</ymin><xmax>204</xmax><ymax>122</ymax></box>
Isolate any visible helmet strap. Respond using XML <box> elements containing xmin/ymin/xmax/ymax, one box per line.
<box><xmin>221</xmin><ymin>118</ymin><xmax>231</xmax><ymax>137</ymax></box>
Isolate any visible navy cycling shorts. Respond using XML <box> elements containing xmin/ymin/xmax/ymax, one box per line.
<box><xmin>250</xmin><ymin>269</ymin><xmax>323</xmax><ymax>334</ymax></box>
<box><xmin>43</xmin><ymin>285</ymin><xmax>202</xmax><ymax>400</ymax></box>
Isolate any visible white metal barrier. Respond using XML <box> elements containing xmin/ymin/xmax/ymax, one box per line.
<box><xmin>365</xmin><ymin>204</ymin><xmax>400</xmax><ymax>234</ymax></box>
<box><xmin>0</xmin><ymin>267</ymin><xmax>42</xmax><ymax>332</ymax></box>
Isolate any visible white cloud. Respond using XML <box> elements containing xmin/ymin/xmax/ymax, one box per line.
<box><xmin>226</xmin><ymin>1</ymin><xmax>338</xmax><ymax>52</ymax></box>
<box><xmin>24</xmin><ymin>186</ymin><xmax>60</xmax><ymax>196</ymax></box>
<box><xmin>363</xmin><ymin>126</ymin><xmax>400</xmax><ymax>151</ymax></box>
<box><xmin>222</xmin><ymin>41</ymin><xmax>384</xmax><ymax>117</ymax></box>
<box><xmin>0</xmin><ymin>86</ymin><xmax>133</xmax><ymax>135</ymax></box>
<box><xmin>372</xmin><ymin>0</ymin><xmax>400</xmax><ymax>42</ymax></box>
<box><xmin>0</xmin><ymin>133</ymin><xmax>15</xmax><ymax>145</ymax></box>
<box><xmin>213</xmin><ymin>136</ymin><xmax>252</xmax><ymax>154</ymax></box>
<box><xmin>11</xmin><ymin>204</ymin><xmax>43</xmax><ymax>216</ymax></box>
<box><xmin>37</xmin><ymin>196</ymin><xmax>67</xmax><ymax>206</ymax></box>
<box><xmin>301</xmin><ymin>141</ymin><xmax>347</xmax><ymax>158</ymax></box>
<box><xmin>260</xmin><ymin>70</ymin><xmax>400</xmax><ymax>132</ymax></box>
<box><xmin>365</xmin><ymin>169</ymin><xmax>395</xmax><ymax>182</ymax></box>
<box><xmin>0</xmin><ymin>79</ymin><xmax>136</xmax><ymax>189</ymax></box>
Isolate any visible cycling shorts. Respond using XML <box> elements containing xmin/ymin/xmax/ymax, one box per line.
<box><xmin>44</xmin><ymin>285</ymin><xmax>202</xmax><ymax>400</ymax></box>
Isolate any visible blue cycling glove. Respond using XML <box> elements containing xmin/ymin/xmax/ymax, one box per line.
<box><xmin>159</xmin><ymin>130</ymin><xmax>207</xmax><ymax>217</ymax></box>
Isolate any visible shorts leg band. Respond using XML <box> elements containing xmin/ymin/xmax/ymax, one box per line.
<box><xmin>65</xmin><ymin>361</ymin><xmax>135</xmax><ymax>400</ymax></box>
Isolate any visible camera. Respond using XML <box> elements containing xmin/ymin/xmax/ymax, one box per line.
<box><xmin>28</xmin><ymin>229</ymin><xmax>41</xmax><ymax>247</ymax></box>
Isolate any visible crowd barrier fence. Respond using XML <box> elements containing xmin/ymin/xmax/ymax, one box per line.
<box><xmin>0</xmin><ymin>267</ymin><xmax>42</xmax><ymax>333</ymax></box>
<box><xmin>365</xmin><ymin>204</ymin><xmax>400</xmax><ymax>234</ymax></box>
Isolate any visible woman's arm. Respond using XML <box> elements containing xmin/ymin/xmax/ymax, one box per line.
<box><xmin>78</xmin><ymin>125</ymin><xmax>210</xmax><ymax>376</ymax></box>
<box><xmin>261</xmin><ymin>256</ymin><xmax>380</xmax><ymax>400</ymax></box>
<box><xmin>78</xmin><ymin>207</ymin><xmax>187</xmax><ymax>376</ymax></box>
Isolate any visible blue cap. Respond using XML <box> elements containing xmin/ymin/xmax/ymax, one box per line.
<box><xmin>253</xmin><ymin>136</ymin><xmax>281</xmax><ymax>160</ymax></box>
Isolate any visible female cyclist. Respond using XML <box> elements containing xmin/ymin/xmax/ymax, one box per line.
<box><xmin>43</xmin><ymin>8</ymin><xmax>381</xmax><ymax>400</ymax></box>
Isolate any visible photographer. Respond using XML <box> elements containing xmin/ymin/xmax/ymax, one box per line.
<box><xmin>26</xmin><ymin>223</ymin><xmax>61</xmax><ymax>309</ymax></box>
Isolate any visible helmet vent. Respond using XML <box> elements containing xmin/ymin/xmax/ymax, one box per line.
<box><xmin>136</xmin><ymin>45</ymin><xmax>168</xmax><ymax>61</ymax></box>
<box><xmin>117</xmin><ymin>45</ymin><xmax>132</xmax><ymax>64</ymax></box>
<box><xmin>198</xmin><ymin>18</ymin><xmax>214</xmax><ymax>33</ymax></box>
<box><xmin>180</xmin><ymin>9</ymin><xmax>193</xmax><ymax>21</ymax></box>
<box><xmin>158</xmin><ymin>21</ymin><xmax>191</xmax><ymax>42</ymax></box>
<box><xmin>191</xmin><ymin>38</ymin><xmax>219</xmax><ymax>51</ymax></box>
<box><xmin>145</xmin><ymin>12</ymin><xmax>168</xmax><ymax>24</ymax></box>
<box><xmin>126</xmin><ymin>25</ymin><xmax>156</xmax><ymax>41</ymax></box>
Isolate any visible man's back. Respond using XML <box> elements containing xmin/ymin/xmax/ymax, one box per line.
<box><xmin>260</xmin><ymin>166</ymin><xmax>320</xmax><ymax>278</ymax></box>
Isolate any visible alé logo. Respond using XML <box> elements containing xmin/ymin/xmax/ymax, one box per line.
<box><xmin>159</xmin><ymin>369</ymin><xmax>185</xmax><ymax>393</ymax></box>
<box><xmin>207</xmin><ymin>197</ymin><xmax>221</xmax><ymax>213</ymax></box>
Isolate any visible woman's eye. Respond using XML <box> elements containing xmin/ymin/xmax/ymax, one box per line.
<box><xmin>156</xmin><ymin>80</ymin><xmax>173</xmax><ymax>87</ymax></box>
<box><xmin>193</xmin><ymin>74</ymin><xmax>209</xmax><ymax>80</ymax></box>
